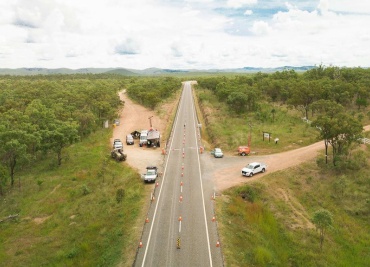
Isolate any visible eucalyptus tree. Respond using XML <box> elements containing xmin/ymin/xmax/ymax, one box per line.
<box><xmin>312</xmin><ymin>209</ymin><xmax>333</xmax><ymax>251</ymax></box>
<box><xmin>226</xmin><ymin>91</ymin><xmax>248</xmax><ymax>113</ymax></box>
<box><xmin>311</xmin><ymin>100</ymin><xmax>363</xmax><ymax>166</ymax></box>
<box><xmin>288</xmin><ymin>79</ymin><xmax>321</xmax><ymax>120</ymax></box>
<box><xmin>43</xmin><ymin>120</ymin><xmax>80</xmax><ymax>166</ymax></box>
<box><xmin>0</xmin><ymin>110</ymin><xmax>39</xmax><ymax>186</ymax></box>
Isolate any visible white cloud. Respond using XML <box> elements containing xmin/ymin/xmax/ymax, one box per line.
<box><xmin>0</xmin><ymin>0</ymin><xmax>369</xmax><ymax>69</ymax></box>
<box><xmin>251</xmin><ymin>20</ymin><xmax>271</xmax><ymax>35</ymax></box>
<box><xmin>115</xmin><ymin>38</ymin><xmax>141</xmax><ymax>55</ymax></box>
<box><xmin>244</xmin><ymin>10</ymin><xmax>253</xmax><ymax>15</ymax></box>
<box><xmin>227</xmin><ymin>0</ymin><xmax>257</xmax><ymax>9</ymax></box>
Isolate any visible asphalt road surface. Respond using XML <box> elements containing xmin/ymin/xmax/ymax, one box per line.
<box><xmin>134</xmin><ymin>82</ymin><xmax>223</xmax><ymax>267</ymax></box>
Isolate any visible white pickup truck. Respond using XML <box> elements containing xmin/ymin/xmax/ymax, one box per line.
<box><xmin>241</xmin><ymin>162</ymin><xmax>267</xmax><ymax>177</ymax></box>
<box><xmin>142</xmin><ymin>166</ymin><xmax>158</xmax><ymax>183</ymax></box>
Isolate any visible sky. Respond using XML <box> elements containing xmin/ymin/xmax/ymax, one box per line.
<box><xmin>1</xmin><ymin>0</ymin><xmax>370</xmax><ymax>70</ymax></box>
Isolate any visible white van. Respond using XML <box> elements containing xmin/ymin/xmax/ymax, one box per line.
<box><xmin>139</xmin><ymin>130</ymin><xmax>148</xmax><ymax>147</ymax></box>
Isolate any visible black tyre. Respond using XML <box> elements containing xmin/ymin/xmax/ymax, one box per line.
<box><xmin>241</xmin><ymin>152</ymin><xmax>246</xmax><ymax>156</ymax></box>
<box><xmin>250</xmin><ymin>173</ymin><xmax>253</xmax><ymax>177</ymax></box>
<box><xmin>262</xmin><ymin>168</ymin><xmax>265</xmax><ymax>173</ymax></box>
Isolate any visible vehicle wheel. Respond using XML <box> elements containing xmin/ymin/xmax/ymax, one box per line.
<box><xmin>250</xmin><ymin>173</ymin><xmax>253</xmax><ymax>177</ymax></box>
<box><xmin>241</xmin><ymin>152</ymin><xmax>246</xmax><ymax>156</ymax></box>
<box><xmin>262</xmin><ymin>168</ymin><xmax>265</xmax><ymax>173</ymax></box>
<box><xmin>139</xmin><ymin>143</ymin><xmax>142</xmax><ymax>147</ymax></box>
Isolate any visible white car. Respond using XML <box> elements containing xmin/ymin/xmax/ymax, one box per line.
<box><xmin>113</xmin><ymin>139</ymin><xmax>123</xmax><ymax>150</ymax></box>
<box><xmin>241</xmin><ymin>162</ymin><xmax>267</xmax><ymax>177</ymax></box>
<box><xmin>211</xmin><ymin>148</ymin><xmax>224</xmax><ymax>158</ymax></box>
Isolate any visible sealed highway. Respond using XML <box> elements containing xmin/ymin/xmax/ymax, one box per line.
<box><xmin>134</xmin><ymin>82</ymin><xmax>223</xmax><ymax>267</ymax></box>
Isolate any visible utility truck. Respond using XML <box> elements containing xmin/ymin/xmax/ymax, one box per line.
<box><xmin>241</xmin><ymin>162</ymin><xmax>266</xmax><ymax>177</ymax></box>
<box><xmin>139</xmin><ymin>130</ymin><xmax>148</xmax><ymax>147</ymax></box>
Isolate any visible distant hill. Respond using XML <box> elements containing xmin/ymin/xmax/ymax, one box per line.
<box><xmin>0</xmin><ymin>66</ymin><xmax>315</xmax><ymax>76</ymax></box>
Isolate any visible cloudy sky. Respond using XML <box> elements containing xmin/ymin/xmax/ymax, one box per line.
<box><xmin>1</xmin><ymin>0</ymin><xmax>369</xmax><ymax>70</ymax></box>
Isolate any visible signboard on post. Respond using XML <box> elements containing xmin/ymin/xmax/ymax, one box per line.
<box><xmin>263</xmin><ymin>132</ymin><xmax>271</xmax><ymax>142</ymax></box>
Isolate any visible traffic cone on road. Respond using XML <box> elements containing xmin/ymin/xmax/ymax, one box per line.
<box><xmin>139</xmin><ymin>241</ymin><xmax>143</xmax><ymax>248</ymax></box>
<box><xmin>216</xmin><ymin>241</ymin><xmax>220</xmax><ymax>247</ymax></box>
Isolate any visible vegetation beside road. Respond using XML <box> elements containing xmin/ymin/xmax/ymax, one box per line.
<box><xmin>195</xmin><ymin>66</ymin><xmax>370</xmax><ymax>266</ymax></box>
<box><xmin>0</xmin><ymin>74</ymin><xmax>181</xmax><ymax>266</ymax></box>
<box><xmin>126</xmin><ymin>76</ymin><xmax>181</xmax><ymax>109</ymax></box>
<box><xmin>0</xmin><ymin>128</ymin><xmax>145</xmax><ymax>266</ymax></box>
<box><xmin>1</xmin><ymin>67</ymin><xmax>369</xmax><ymax>266</ymax></box>
<box><xmin>195</xmin><ymin>66</ymin><xmax>370</xmax><ymax>158</ymax></box>
<box><xmin>217</xmin><ymin>153</ymin><xmax>370</xmax><ymax>267</ymax></box>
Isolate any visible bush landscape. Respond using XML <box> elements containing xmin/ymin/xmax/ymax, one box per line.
<box><xmin>1</xmin><ymin>66</ymin><xmax>369</xmax><ymax>266</ymax></box>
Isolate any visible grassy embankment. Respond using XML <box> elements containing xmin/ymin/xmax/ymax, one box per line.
<box><xmin>195</xmin><ymin>87</ymin><xmax>370</xmax><ymax>266</ymax></box>
<box><xmin>0</xmin><ymin>129</ymin><xmax>145</xmax><ymax>267</ymax></box>
<box><xmin>195</xmin><ymin>86</ymin><xmax>320</xmax><ymax>154</ymax></box>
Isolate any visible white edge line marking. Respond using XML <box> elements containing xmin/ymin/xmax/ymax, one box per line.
<box><xmin>190</xmin><ymin>82</ymin><xmax>213</xmax><ymax>267</ymax></box>
<box><xmin>141</xmin><ymin>83</ymin><xmax>185</xmax><ymax>267</ymax></box>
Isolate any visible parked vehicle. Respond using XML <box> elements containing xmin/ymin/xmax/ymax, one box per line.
<box><xmin>238</xmin><ymin>146</ymin><xmax>250</xmax><ymax>156</ymax></box>
<box><xmin>211</xmin><ymin>148</ymin><xmax>224</xmax><ymax>158</ymax></box>
<box><xmin>111</xmin><ymin>148</ymin><xmax>127</xmax><ymax>161</ymax></box>
<box><xmin>131</xmin><ymin>130</ymin><xmax>141</xmax><ymax>139</ymax></box>
<box><xmin>147</xmin><ymin>129</ymin><xmax>160</xmax><ymax>147</ymax></box>
<box><xmin>113</xmin><ymin>139</ymin><xmax>123</xmax><ymax>149</ymax></box>
<box><xmin>139</xmin><ymin>130</ymin><xmax>148</xmax><ymax>147</ymax></box>
<box><xmin>126</xmin><ymin>134</ymin><xmax>134</xmax><ymax>145</ymax></box>
<box><xmin>241</xmin><ymin>162</ymin><xmax>266</xmax><ymax>177</ymax></box>
<box><xmin>142</xmin><ymin>166</ymin><xmax>158</xmax><ymax>183</ymax></box>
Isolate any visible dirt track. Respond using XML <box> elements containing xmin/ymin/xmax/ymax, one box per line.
<box><xmin>113</xmin><ymin>89</ymin><xmax>370</xmax><ymax>191</ymax></box>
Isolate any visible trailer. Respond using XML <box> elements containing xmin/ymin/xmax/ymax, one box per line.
<box><xmin>147</xmin><ymin>129</ymin><xmax>160</xmax><ymax>147</ymax></box>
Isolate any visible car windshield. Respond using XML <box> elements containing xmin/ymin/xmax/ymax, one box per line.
<box><xmin>215</xmin><ymin>149</ymin><xmax>221</xmax><ymax>153</ymax></box>
<box><xmin>246</xmin><ymin>165</ymin><xmax>254</xmax><ymax>169</ymax></box>
<box><xmin>147</xmin><ymin>170</ymin><xmax>156</xmax><ymax>175</ymax></box>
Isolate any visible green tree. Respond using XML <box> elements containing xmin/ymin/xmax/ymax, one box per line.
<box><xmin>0</xmin><ymin>165</ymin><xmax>7</xmax><ymax>195</ymax></box>
<box><xmin>0</xmin><ymin>110</ymin><xmax>39</xmax><ymax>186</ymax></box>
<box><xmin>271</xmin><ymin>108</ymin><xmax>276</xmax><ymax>122</ymax></box>
<box><xmin>226</xmin><ymin>91</ymin><xmax>248</xmax><ymax>113</ymax></box>
<box><xmin>43</xmin><ymin>121</ymin><xmax>80</xmax><ymax>166</ymax></box>
<box><xmin>288</xmin><ymin>80</ymin><xmax>321</xmax><ymax>120</ymax></box>
<box><xmin>0</xmin><ymin>132</ymin><xmax>34</xmax><ymax>186</ymax></box>
<box><xmin>311</xmin><ymin>100</ymin><xmax>363</xmax><ymax>166</ymax></box>
<box><xmin>312</xmin><ymin>209</ymin><xmax>333</xmax><ymax>251</ymax></box>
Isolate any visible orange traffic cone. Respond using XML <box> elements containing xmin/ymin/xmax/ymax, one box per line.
<box><xmin>216</xmin><ymin>241</ymin><xmax>220</xmax><ymax>247</ymax></box>
<box><xmin>178</xmin><ymin>216</ymin><xmax>182</xmax><ymax>221</ymax></box>
<box><xmin>145</xmin><ymin>217</ymin><xmax>149</xmax><ymax>223</ymax></box>
<box><xmin>212</xmin><ymin>216</ymin><xmax>216</xmax><ymax>222</ymax></box>
<box><xmin>139</xmin><ymin>241</ymin><xmax>143</xmax><ymax>248</ymax></box>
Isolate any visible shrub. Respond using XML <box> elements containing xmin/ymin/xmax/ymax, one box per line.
<box><xmin>254</xmin><ymin>246</ymin><xmax>272</xmax><ymax>265</ymax></box>
<box><xmin>81</xmin><ymin>184</ymin><xmax>91</xmax><ymax>195</ymax></box>
<box><xmin>116</xmin><ymin>188</ymin><xmax>125</xmax><ymax>203</ymax></box>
